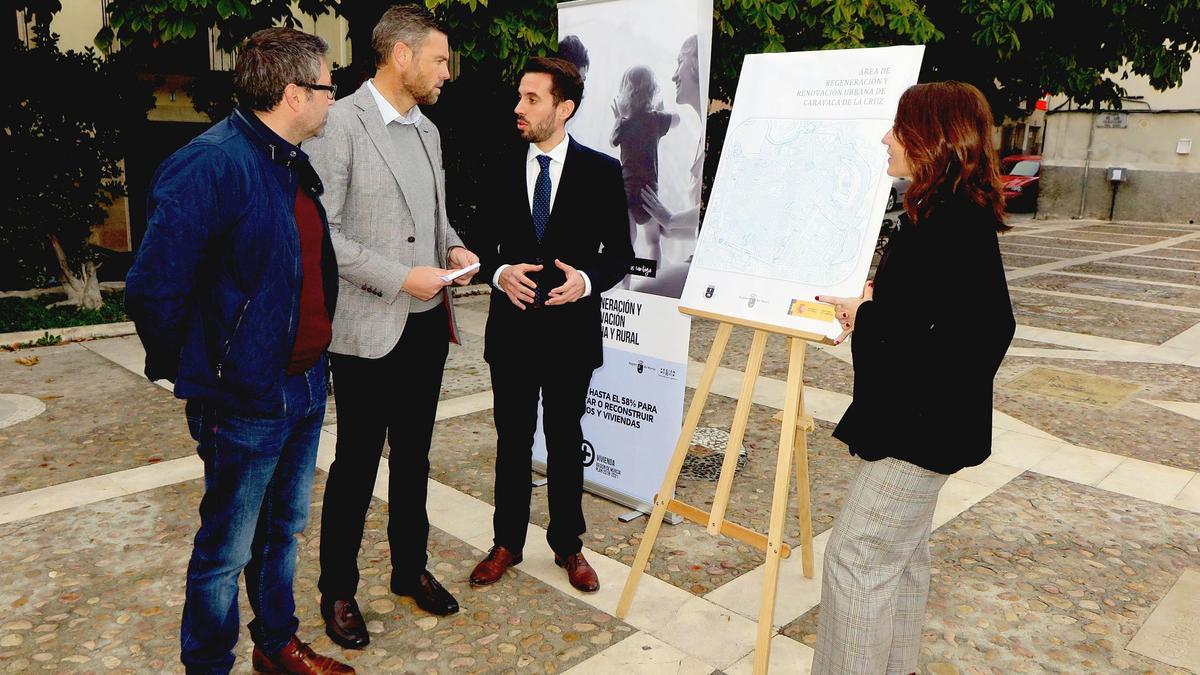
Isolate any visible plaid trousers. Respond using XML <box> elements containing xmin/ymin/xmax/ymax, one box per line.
<box><xmin>813</xmin><ymin>457</ymin><xmax>948</xmax><ymax>674</ymax></box>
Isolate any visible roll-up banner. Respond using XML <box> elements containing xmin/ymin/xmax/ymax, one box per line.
<box><xmin>532</xmin><ymin>0</ymin><xmax>712</xmax><ymax>513</ymax></box>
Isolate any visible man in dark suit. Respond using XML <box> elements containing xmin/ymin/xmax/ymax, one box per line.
<box><xmin>469</xmin><ymin>57</ymin><xmax>633</xmax><ymax>592</ymax></box>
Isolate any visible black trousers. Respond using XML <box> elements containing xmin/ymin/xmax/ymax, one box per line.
<box><xmin>318</xmin><ymin>304</ymin><xmax>449</xmax><ymax>598</ymax></box>
<box><xmin>489</xmin><ymin>360</ymin><xmax>593</xmax><ymax>557</ymax></box>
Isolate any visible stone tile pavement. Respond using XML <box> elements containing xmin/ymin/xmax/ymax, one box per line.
<box><xmin>1</xmin><ymin>216</ymin><xmax>1198</xmax><ymax>673</ymax></box>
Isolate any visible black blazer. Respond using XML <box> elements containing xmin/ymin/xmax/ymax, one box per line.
<box><xmin>476</xmin><ymin>137</ymin><xmax>634</xmax><ymax>370</ymax></box>
<box><xmin>833</xmin><ymin>196</ymin><xmax>1015</xmax><ymax>474</ymax></box>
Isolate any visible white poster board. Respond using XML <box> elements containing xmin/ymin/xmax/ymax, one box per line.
<box><xmin>533</xmin><ymin>0</ymin><xmax>712</xmax><ymax>513</ymax></box>
<box><xmin>680</xmin><ymin>46</ymin><xmax>925</xmax><ymax>339</ymax></box>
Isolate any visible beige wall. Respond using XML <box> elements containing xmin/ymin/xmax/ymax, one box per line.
<box><xmin>1039</xmin><ymin>110</ymin><xmax>1199</xmax><ymax>223</ymax></box>
<box><xmin>1043</xmin><ymin>111</ymin><xmax>1199</xmax><ymax>172</ymax></box>
<box><xmin>47</xmin><ymin>0</ymin><xmax>105</xmax><ymax>52</ymax></box>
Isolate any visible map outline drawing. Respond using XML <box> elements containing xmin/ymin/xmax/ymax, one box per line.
<box><xmin>694</xmin><ymin>117</ymin><xmax>890</xmax><ymax>287</ymax></box>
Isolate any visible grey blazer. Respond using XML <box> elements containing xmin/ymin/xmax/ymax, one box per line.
<box><xmin>305</xmin><ymin>83</ymin><xmax>464</xmax><ymax>359</ymax></box>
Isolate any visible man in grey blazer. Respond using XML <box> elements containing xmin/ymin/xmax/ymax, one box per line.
<box><xmin>304</xmin><ymin>5</ymin><xmax>478</xmax><ymax>650</ymax></box>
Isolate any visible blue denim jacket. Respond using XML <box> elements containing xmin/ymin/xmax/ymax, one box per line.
<box><xmin>126</xmin><ymin>108</ymin><xmax>338</xmax><ymax>417</ymax></box>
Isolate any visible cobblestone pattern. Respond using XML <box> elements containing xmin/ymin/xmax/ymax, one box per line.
<box><xmin>425</xmin><ymin>399</ymin><xmax>861</xmax><ymax>596</ymax></box>
<box><xmin>1013</xmin><ymin>273</ymin><xmax>1200</xmax><ymax>309</ymax></box>
<box><xmin>1006</xmin><ymin>339</ymin><xmax>1089</xmax><ymax>351</ymax></box>
<box><xmin>781</xmin><ymin>472</ymin><xmax>1200</xmax><ymax>674</ymax></box>
<box><xmin>1107</xmin><ymin>255</ymin><xmax>1200</xmax><ymax>271</ymax></box>
<box><xmin>0</xmin><ymin>346</ymin><xmax>193</xmax><ymax>497</ymax></box>
<box><xmin>994</xmin><ymin>358</ymin><xmax>1200</xmax><ymax>471</ymax></box>
<box><xmin>688</xmin><ymin>320</ymin><xmax>854</xmax><ymax>396</ymax></box>
<box><xmin>1047</xmin><ymin>230</ymin><xmax>1171</xmax><ymax>245</ymax></box>
<box><xmin>1008</xmin><ymin>289</ymin><xmax>1195</xmax><ymax>344</ymax></box>
<box><xmin>1073</xmin><ymin>224</ymin><xmax>1194</xmax><ymax>238</ymax></box>
<box><xmin>1162</xmin><ymin>247</ymin><xmax>1200</xmax><ymax>261</ymax></box>
<box><xmin>1064</xmin><ymin>261</ymin><xmax>1200</xmax><ymax>286</ymax></box>
<box><xmin>0</xmin><ymin>475</ymin><xmax>633</xmax><ymax>673</ymax></box>
<box><xmin>999</xmin><ymin>235</ymin><xmax>1129</xmax><ymax>252</ymax></box>
<box><xmin>1001</xmin><ymin>254</ymin><xmax>1060</xmax><ymax>268</ymax></box>
<box><xmin>997</xmin><ymin>243</ymin><xmax>1072</xmax><ymax>259</ymax></box>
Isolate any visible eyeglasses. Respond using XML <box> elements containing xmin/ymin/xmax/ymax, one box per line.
<box><xmin>299</xmin><ymin>82</ymin><xmax>337</xmax><ymax>100</ymax></box>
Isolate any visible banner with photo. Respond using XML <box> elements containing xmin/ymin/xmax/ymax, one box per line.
<box><xmin>531</xmin><ymin>0</ymin><xmax>712</xmax><ymax>512</ymax></box>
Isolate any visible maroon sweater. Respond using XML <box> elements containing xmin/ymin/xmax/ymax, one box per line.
<box><xmin>287</xmin><ymin>188</ymin><xmax>333</xmax><ymax>374</ymax></box>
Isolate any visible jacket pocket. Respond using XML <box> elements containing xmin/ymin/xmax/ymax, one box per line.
<box><xmin>216</xmin><ymin>298</ymin><xmax>251</xmax><ymax>382</ymax></box>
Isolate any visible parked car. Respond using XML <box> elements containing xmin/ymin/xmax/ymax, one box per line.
<box><xmin>1001</xmin><ymin>154</ymin><xmax>1041</xmax><ymax>211</ymax></box>
<box><xmin>886</xmin><ymin>176</ymin><xmax>909</xmax><ymax>212</ymax></box>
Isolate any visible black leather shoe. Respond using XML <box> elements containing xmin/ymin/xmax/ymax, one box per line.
<box><xmin>391</xmin><ymin>570</ymin><xmax>460</xmax><ymax>616</ymax></box>
<box><xmin>319</xmin><ymin>596</ymin><xmax>369</xmax><ymax>650</ymax></box>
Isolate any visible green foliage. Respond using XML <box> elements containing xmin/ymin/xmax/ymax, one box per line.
<box><xmin>87</xmin><ymin>0</ymin><xmax>1198</xmax><ymax>122</ymax></box>
<box><xmin>5</xmin><ymin>26</ymin><xmax>155</xmax><ymax>289</ymax></box>
<box><xmin>0</xmin><ymin>291</ymin><xmax>128</xmax><ymax>334</ymax></box>
<box><xmin>927</xmin><ymin>0</ymin><xmax>1199</xmax><ymax>118</ymax></box>
<box><xmin>428</xmin><ymin>0</ymin><xmax>559</xmax><ymax>78</ymax></box>
<box><xmin>709</xmin><ymin>0</ymin><xmax>941</xmax><ymax>102</ymax></box>
<box><xmin>97</xmin><ymin>0</ymin><xmax>338</xmax><ymax>52</ymax></box>
<box><xmin>33</xmin><ymin>332</ymin><xmax>64</xmax><ymax>347</ymax></box>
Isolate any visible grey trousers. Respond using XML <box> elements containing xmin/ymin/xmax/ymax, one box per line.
<box><xmin>813</xmin><ymin>457</ymin><xmax>948</xmax><ymax>675</ymax></box>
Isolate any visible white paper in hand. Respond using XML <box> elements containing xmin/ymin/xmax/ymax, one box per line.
<box><xmin>440</xmin><ymin>262</ymin><xmax>480</xmax><ymax>283</ymax></box>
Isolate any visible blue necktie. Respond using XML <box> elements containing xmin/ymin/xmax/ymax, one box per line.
<box><xmin>533</xmin><ymin>155</ymin><xmax>552</xmax><ymax>241</ymax></box>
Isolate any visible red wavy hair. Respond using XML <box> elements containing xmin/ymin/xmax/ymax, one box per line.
<box><xmin>893</xmin><ymin>81</ymin><xmax>1009</xmax><ymax>231</ymax></box>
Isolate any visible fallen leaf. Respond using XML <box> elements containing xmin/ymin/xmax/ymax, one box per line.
<box><xmin>15</xmin><ymin>356</ymin><xmax>39</xmax><ymax>367</ymax></box>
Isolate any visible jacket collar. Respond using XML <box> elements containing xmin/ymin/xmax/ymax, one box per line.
<box><xmin>232</xmin><ymin>107</ymin><xmax>323</xmax><ymax>197</ymax></box>
<box><xmin>233</xmin><ymin>106</ymin><xmax>308</xmax><ymax>168</ymax></box>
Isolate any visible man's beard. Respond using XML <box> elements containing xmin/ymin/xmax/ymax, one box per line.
<box><xmin>403</xmin><ymin>70</ymin><xmax>440</xmax><ymax>105</ymax></box>
<box><xmin>518</xmin><ymin>114</ymin><xmax>556</xmax><ymax>143</ymax></box>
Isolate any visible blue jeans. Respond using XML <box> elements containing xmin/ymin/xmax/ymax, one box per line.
<box><xmin>180</xmin><ymin>356</ymin><xmax>327</xmax><ymax>673</ymax></box>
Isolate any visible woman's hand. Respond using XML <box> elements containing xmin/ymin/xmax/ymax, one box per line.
<box><xmin>816</xmin><ymin>280</ymin><xmax>874</xmax><ymax>345</ymax></box>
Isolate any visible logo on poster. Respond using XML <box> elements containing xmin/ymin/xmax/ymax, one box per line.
<box><xmin>581</xmin><ymin>439</ymin><xmax>596</xmax><ymax>467</ymax></box>
<box><xmin>627</xmin><ymin>359</ymin><xmax>655</xmax><ymax>377</ymax></box>
<box><xmin>738</xmin><ymin>293</ymin><xmax>768</xmax><ymax>308</ymax></box>
<box><xmin>705</xmin><ymin>285</ymin><xmax>715</xmax><ymax>299</ymax></box>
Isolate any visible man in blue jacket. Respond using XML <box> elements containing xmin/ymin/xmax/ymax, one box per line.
<box><xmin>125</xmin><ymin>28</ymin><xmax>351</xmax><ymax>675</ymax></box>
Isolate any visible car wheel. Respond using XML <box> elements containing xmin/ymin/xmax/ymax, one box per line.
<box><xmin>886</xmin><ymin>189</ymin><xmax>897</xmax><ymax>211</ymax></box>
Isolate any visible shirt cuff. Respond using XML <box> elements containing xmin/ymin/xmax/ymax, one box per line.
<box><xmin>493</xmin><ymin>264</ymin><xmax>510</xmax><ymax>290</ymax></box>
<box><xmin>579</xmin><ymin>270</ymin><xmax>592</xmax><ymax>297</ymax></box>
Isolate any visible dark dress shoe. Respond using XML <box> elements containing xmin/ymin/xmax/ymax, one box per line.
<box><xmin>319</xmin><ymin>596</ymin><xmax>369</xmax><ymax>650</ymax></box>
<box><xmin>251</xmin><ymin>634</ymin><xmax>355</xmax><ymax>674</ymax></box>
<box><xmin>555</xmin><ymin>552</ymin><xmax>599</xmax><ymax>592</ymax></box>
<box><xmin>391</xmin><ymin>570</ymin><xmax>460</xmax><ymax>616</ymax></box>
<box><xmin>469</xmin><ymin>546</ymin><xmax>523</xmax><ymax>586</ymax></box>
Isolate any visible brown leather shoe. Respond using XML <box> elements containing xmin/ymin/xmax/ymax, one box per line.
<box><xmin>320</xmin><ymin>596</ymin><xmax>369</xmax><ymax>649</ymax></box>
<box><xmin>251</xmin><ymin>635</ymin><xmax>355</xmax><ymax>674</ymax></box>
<box><xmin>555</xmin><ymin>552</ymin><xmax>599</xmax><ymax>592</ymax></box>
<box><xmin>469</xmin><ymin>545</ymin><xmax>522</xmax><ymax>586</ymax></box>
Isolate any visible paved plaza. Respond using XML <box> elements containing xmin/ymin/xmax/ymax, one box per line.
<box><xmin>1</xmin><ymin>215</ymin><xmax>1198</xmax><ymax>673</ymax></box>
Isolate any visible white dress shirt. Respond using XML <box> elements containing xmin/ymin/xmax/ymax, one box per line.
<box><xmin>494</xmin><ymin>133</ymin><xmax>591</xmax><ymax>296</ymax></box>
<box><xmin>366</xmin><ymin>79</ymin><xmax>423</xmax><ymax>126</ymax></box>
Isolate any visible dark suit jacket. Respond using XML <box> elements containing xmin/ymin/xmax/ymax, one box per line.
<box><xmin>833</xmin><ymin>196</ymin><xmax>1016</xmax><ymax>474</ymax></box>
<box><xmin>476</xmin><ymin>137</ymin><xmax>633</xmax><ymax>371</ymax></box>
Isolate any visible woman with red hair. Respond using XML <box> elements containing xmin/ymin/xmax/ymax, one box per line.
<box><xmin>813</xmin><ymin>81</ymin><xmax>1016</xmax><ymax>674</ymax></box>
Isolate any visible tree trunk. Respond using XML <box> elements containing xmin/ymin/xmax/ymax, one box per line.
<box><xmin>48</xmin><ymin>234</ymin><xmax>103</xmax><ymax>310</ymax></box>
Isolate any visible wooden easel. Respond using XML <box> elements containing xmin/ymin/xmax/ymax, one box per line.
<box><xmin>616</xmin><ymin>307</ymin><xmax>829</xmax><ymax>674</ymax></box>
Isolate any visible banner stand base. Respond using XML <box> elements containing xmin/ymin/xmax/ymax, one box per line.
<box><xmin>532</xmin><ymin>462</ymin><xmax>683</xmax><ymax>527</ymax></box>
<box><xmin>619</xmin><ymin>510</ymin><xmax>683</xmax><ymax>525</ymax></box>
